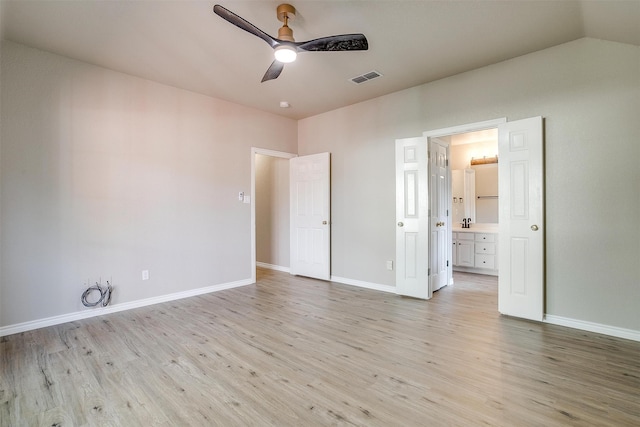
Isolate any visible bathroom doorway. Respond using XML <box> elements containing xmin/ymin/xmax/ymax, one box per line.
<box><xmin>419</xmin><ymin>117</ymin><xmax>545</xmax><ymax>322</ymax></box>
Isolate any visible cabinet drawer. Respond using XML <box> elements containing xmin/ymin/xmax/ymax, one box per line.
<box><xmin>475</xmin><ymin>254</ymin><xmax>496</xmax><ymax>269</ymax></box>
<box><xmin>475</xmin><ymin>233</ymin><xmax>496</xmax><ymax>243</ymax></box>
<box><xmin>475</xmin><ymin>242</ymin><xmax>496</xmax><ymax>255</ymax></box>
<box><xmin>457</xmin><ymin>232</ymin><xmax>474</xmax><ymax>241</ymax></box>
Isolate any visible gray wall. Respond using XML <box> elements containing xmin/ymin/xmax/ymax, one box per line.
<box><xmin>2</xmin><ymin>37</ymin><xmax>639</xmax><ymax>334</ymax></box>
<box><xmin>0</xmin><ymin>41</ymin><xmax>297</xmax><ymax>327</ymax></box>
<box><xmin>255</xmin><ymin>154</ymin><xmax>290</xmax><ymax>269</ymax></box>
<box><xmin>298</xmin><ymin>38</ymin><xmax>640</xmax><ymax>331</ymax></box>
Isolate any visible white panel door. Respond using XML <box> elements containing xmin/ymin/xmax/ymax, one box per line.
<box><xmin>395</xmin><ymin>137</ymin><xmax>430</xmax><ymax>299</ymax></box>
<box><xmin>498</xmin><ymin>117</ymin><xmax>544</xmax><ymax>321</ymax></box>
<box><xmin>290</xmin><ymin>153</ymin><xmax>330</xmax><ymax>280</ymax></box>
<box><xmin>429</xmin><ymin>138</ymin><xmax>449</xmax><ymax>292</ymax></box>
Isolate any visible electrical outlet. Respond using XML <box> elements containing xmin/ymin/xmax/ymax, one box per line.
<box><xmin>386</xmin><ymin>260</ymin><xmax>394</xmax><ymax>271</ymax></box>
<box><xmin>142</xmin><ymin>270</ymin><xmax>149</xmax><ymax>280</ymax></box>
<box><xmin>238</xmin><ymin>191</ymin><xmax>244</xmax><ymax>201</ymax></box>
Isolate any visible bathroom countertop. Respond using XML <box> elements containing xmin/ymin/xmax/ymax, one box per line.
<box><xmin>452</xmin><ymin>223</ymin><xmax>499</xmax><ymax>233</ymax></box>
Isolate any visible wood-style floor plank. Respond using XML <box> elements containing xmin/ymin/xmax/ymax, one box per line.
<box><xmin>1</xmin><ymin>269</ymin><xmax>639</xmax><ymax>426</ymax></box>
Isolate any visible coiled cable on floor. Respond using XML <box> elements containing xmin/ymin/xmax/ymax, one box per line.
<box><xmin>81</xmin><ymin>281</ymin><xmax>113</xmax><ymax>307</ymax></box>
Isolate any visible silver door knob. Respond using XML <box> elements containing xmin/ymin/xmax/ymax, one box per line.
<box><xmin>397</xmin><ymin>222</ymin><xmax>404</xmax><ymax>227</ymax></box>
<box><xmin>531</xmin><ymin>224</ymin><xmax>539</xmax><ymax>231</ymax></box>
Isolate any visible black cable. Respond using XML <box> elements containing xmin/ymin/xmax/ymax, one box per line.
<box><xmin>81</xmin><ymin>281</ymin><xmax>113</xmax><ymax>307</ymax></box>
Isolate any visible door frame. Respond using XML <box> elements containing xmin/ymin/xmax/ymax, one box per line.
<box><xmin>250</xmin><ymin>147</ymin><xmax>297</xmax><ymax>284</ymax></box>
<box><xmin>423</xmin><ymin>118</ymin><xmax>507</xmax><ymax>286</ymax></box>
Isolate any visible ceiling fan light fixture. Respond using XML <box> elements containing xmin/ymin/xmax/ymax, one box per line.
<box><xmin>274</xmin><ymin>45</ymin><xmax>297</xmax><ymax>63</ymax></box>
<box><xmin>213</xmin><ymin>4</ymin><xmax>368</xmax><ymax>82</ymax></box>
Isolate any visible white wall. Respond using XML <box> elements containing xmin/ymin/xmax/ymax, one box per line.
<box><xmin>255</xmin><ymin>154</ymin><xmax>290</xmax><ymax>269</ymax></box>
<box><xmin>472</xmin><ymin>164</ymin><xmax>498</xmax><ymax>223</ymax></box>
<box><xmin>451</xmin><ymin>141</ymin><xmax>499</xmax><ymax>224</ymax></box>
<box><xmin>0</xmin><ymin>41</ymin><xmax>297</xmax><ymax>328</ymax></box>
<box><xmin>298</xmin><ymin>38</ymin><xmax>640</xmax><ymax>331</ymax></box>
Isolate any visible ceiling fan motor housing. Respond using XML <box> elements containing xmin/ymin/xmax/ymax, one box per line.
<box><xmin>277</xmin><ymin>4</ymin><xmax>296</xmax><ymax>41</ymax></box>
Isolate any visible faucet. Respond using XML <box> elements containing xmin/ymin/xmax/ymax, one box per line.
<box><xmin>462</xmin><ymin>218</ymin><xmax>468</xmax><ymax>228</ymax></box>
<box><xmin>467</xmin><ymin>218</ymin><xmax>472</xmax><ymax>228</ymax></box>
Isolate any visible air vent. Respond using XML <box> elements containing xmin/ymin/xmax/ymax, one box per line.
<box><xmin>349</xmin><ymin>70</ymin><xmax>382</xmax><ymax>84</ymax></box>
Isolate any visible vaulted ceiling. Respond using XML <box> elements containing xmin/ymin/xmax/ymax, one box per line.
<box><xmin>2</xmin><ymin>0</ymin><xmax>639</xmax><ymax>119</ymax></box>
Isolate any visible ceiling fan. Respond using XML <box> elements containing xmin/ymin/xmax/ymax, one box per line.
<box><xmin>213</xmin><ymin>4</ymin><xmax>368</xmax><ymax>82</ymax></box>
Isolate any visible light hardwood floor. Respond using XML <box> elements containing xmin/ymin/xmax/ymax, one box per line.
<box><xmin>1</xmin><ymin>269</ymin><xmax>639</xmax><ymax>426</ymax></box>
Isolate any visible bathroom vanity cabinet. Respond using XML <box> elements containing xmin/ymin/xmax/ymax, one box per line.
<box><xmin>452</xmin><ymin>229</ymin><xmax>498</xmax><ymax>276</ymax></box>
<box><xmin>452</xmin><ymin>232</ymin><xmax>475</xmax><ymax>267</ymax></box>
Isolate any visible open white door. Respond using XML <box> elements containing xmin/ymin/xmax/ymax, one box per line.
<box><xmin>498</xmin><ymin>117</ymin><xmax>544</xmax><ymax>321</ymax></box>
<box><xmin>395</xmin><ymin>137</ymin><xmax>430</xmax><ymax>299</ymax></box>
<box><xmin>290</xmin><ymin>152</ymin><xmax>330</xmax><ymax>280</ymax></box>
<box><xmin>429</xmin><ymin>138</ymin><xmax>449</xmax><ymax>293</ymax></box>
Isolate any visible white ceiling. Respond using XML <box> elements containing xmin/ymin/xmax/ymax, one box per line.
<box><xmin>2</xmin><ymin>0</ymin><xmax>639</xmax><ymax>120</ymax></box>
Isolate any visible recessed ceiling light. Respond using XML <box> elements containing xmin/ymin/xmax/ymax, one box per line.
<box><xmin>279</xmin><ymin>101</ymin><xmax>290</xmax><ymax>108</ymax></box>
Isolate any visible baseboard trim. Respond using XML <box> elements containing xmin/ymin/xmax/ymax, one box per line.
<box><xmin>256</xmin><ymin>262</ymin><xmax>290</xmax><ymax>273</ymax></box>
<box><xmin>544</xmin><ymin>314</ymin><xmax>640</xmax><ymax>342</ymax></box>
<box><xmin>330</xmin><ymin>275</ymin><xmax>396</xmax><ymax>294</ymax></box>
<box><xmin>0</xmin><ymin>278</ymin><xmax>253</xmax><ymax>337</ymax></box>
<box><xmin>257</xmin><ymin>264</ymin><xmax>396</xmax><ymax>294</ymax></box>
<box><xmin>10</xmin><ymin>275</ymin><xmax>634</xmax><ymax>342</ymax></box>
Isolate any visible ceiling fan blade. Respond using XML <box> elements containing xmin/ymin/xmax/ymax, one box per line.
<box><xmin>296</xmin><ymin>34</ymin><xmax>368</xmax><ymax>52</ymax></box>
<box><xmin>261</xmin><ymin>61</ymin><xmax>285</xmax><ymax>83</ymax></box>
<box><xmin>213</xmin><ymin>5</ymin><xmax>279</xmax><ymax>49</ymax></box>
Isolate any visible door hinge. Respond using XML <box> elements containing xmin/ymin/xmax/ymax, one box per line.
<box><xmin>447</xmin><ymin>260</ymin><xmax>449</xmax><ymax>267</ymax></box>
<box><xmin>446</xmin><ymin>209</ymin><xmax>449</xmax><ymax>216</ymax></box>
<box><xmin>428</xmin><ymin>268</ymin><xmax>431</xmax><ymax>275</ymax></box>
<box><xmin>446</xmin><ymin>159</ymin><xmax>449</xmax><ymax>167</ymax></box>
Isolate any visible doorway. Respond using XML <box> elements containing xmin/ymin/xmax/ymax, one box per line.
<box><xmin>251</xmin><ymin>149</ymin><xmax>332</xmax><ymax>283</ymax></box>
<box><xmin>422</xmin><ymin>118</ymin><xmax>506</xmax><ymax>294</ymax></box>
<box><xmin>442</xmin><ymin>127</ymin><xmax>500</xmax><ymax>282</ymax></box>
<box><xmin>396</xmin><ymin>117</ymin><xmax>545</xmax><ymax>322</ymax></box>
<box><xmin>250</xmin><ymin>148</ymin><xmax>296</xmax><ymax>284</ymax></box>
